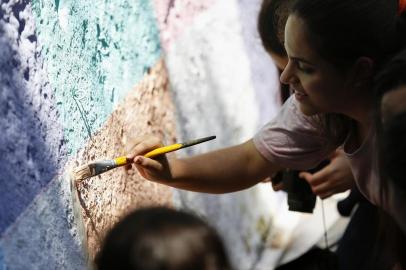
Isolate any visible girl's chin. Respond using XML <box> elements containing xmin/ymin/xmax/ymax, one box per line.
<box><xmin>298</xmin><ymin>103</ymin><xmax>320</xmax><ymax>116</ymax></box>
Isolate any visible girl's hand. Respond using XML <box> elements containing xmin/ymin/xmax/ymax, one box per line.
<box><xmin>299</xmin><ymin>150</ymin><xmax>354</xmax><ymax>199</ymax></box>
<box><xmin>125</xmin><ymin>136</ymin><xmax>173</xmax><ymax>183</ymax></box>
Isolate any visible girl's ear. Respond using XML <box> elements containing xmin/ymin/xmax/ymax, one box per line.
<box><xmin>348</xmin><ymin>57</ymin><xmax>374</xmax><ymax>89</ymax></box>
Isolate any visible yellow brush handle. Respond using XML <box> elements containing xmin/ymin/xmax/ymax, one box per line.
<box><xmin>113</xmin><ymin>156</ymin><xmax>128</xmax><ymax>166</ymax></box>
<box><xmin>144</xmin><ymin>143</ymin><xmax>183</xmax><ymax>158</ymax></box>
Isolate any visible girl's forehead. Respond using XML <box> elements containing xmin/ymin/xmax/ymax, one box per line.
<box><xmin>382</xmin><ymin>86</ymin><xmax>406</xmax><ymax>105</ymax></box>
<box><xmin>381</xmin><ymin>85</ymin><xmax>406</xmax><ymax>120</ymax></box>
<box><xmin>284</xmin><ymin>15</ymin><xmax>319</xmax><ymax>62</ymax></box>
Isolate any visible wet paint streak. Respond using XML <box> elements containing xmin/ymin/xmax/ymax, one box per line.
<box><xmin>31</xmin><ymin>0</ymin><xmax>162</xmax><ymax>155</ymax></box>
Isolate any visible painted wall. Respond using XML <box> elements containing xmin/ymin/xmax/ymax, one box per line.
<box><xmin>1</xmin><ymin>0</ymin><xmax>173</xmax><ymax>268</ymax></box>
<box><xmin>0</xmin><ymin>0</ymin><xmax>347</xmax><ymax>269</ymax></box>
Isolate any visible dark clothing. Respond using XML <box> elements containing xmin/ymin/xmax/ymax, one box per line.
<box><xmin>276</xmin><ymin>188</ymin><xmax>396</xmax><ymax>270</ymax></box>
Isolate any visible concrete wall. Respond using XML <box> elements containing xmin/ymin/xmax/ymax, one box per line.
<box><xmin>0</xmin><ymin>0</ymin><xmax>346</xmax><ymax>269</ymax></box>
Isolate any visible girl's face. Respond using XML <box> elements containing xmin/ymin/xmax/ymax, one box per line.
<box><xmin>280</xmin><ymin>15</ymin><xmax>355</xmax><ymax>116</ymax></box>
<box><xmin>381</xmin><ymin>85</ymin><xmax>406</xmax><ymax>124</ymax></box>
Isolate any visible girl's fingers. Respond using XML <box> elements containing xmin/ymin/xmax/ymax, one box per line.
<box><xmin>134</xmin><ymin>163</ymin><xmax>147</xmax><ymax>179</ymax></box>
<box><xmin>272</xmin><ymin>182</ymin><xmax>284</xmax><ymax>191</ymax></box>
<box><xmin>134</xmin><ymin>156</ymin><xmax>163</xmax><ymax>171</ymax></box>
<box><xmin>126</xmin><ymin>137</ymin><xmax>163</xmax><ymax>160</ymax></box>
<box><xmin>124</xmin><ymin>164</ymin><xmax>132</xmax><ymax>170</ymax></box>
<box><xmin>312</xmin><ymin>180</ymin><xmax>337</xmax><ymax>196</ymax></box>
<box><xmin>125</xmin><ymin>135</ymin><xmax>148</xmax><ymax>156</ymax></box>
<box><xmin>307</xmin><ymin>166</ymin><xmax>333</xmax><ymax>185</ymax></box>
<box><xmin>319</xmin><ymin>191</ymin><xmax>334</xmax><ymax>200</ymax></box>
<box><xmin>299</xmin><ymin>171</ymin><xmax>313</xmax><ymax>182</ymax></box>
<box><xmin>300</xmin><ymin>163</ymin><xmax>333</xmax><ymax>187</ymax></box>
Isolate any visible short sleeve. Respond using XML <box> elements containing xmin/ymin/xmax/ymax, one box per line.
<box><xmin>253</xmin><ymin>96</ymin><xmax>336</xmax><ymax>170</ymax></box>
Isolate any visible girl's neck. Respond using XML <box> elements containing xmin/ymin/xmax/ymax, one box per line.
<box><xmin>344</xmin><ymin>95</ymin><xmax>373</xmax><ymax>147</ymax></box>
<box><xmin>344</xmin><ymin>94</ymin><xmax>373</xmax><ymax>132</ymax></box>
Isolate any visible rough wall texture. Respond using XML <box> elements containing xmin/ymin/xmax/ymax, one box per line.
<box><xmin>73</xmin><ymin>59</ymin><xmax>176</xmax><ymax>260</ymax></box>
<box><xmin>0</xmin><ymin>0</ymin><xmax>174</xmax><ymax>269</ymax></box>
<box><xmin>30</xmin><ymin>0</ymin><xmax>162</xmax><ymax>155</ymax></box>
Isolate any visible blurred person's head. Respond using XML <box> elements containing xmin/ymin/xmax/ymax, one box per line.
<box><xmin>258</xmin><ymin>0</ymin><xmax>296</xmax><ymax>102</ymax></box>
<box><xmin>95</xmin><ymin>207</ymin><xmax>232</xmax><ymax>270</ymax></box>
<box><xmin>375</xmin><ymin>48</ymin><xmax>406</xmax><ymax>192</ymax></box>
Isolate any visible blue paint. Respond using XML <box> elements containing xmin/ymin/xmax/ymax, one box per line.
<box><xmin>0</xmin><ymin>3</ymin><xmax>62</xmax><ymax>236</ymax></box>
<box><xmin>0</xmin><ymin>248</ymin><xmax>4</xmax><ymax>270</ymax></box>
<box><xmin>0</xmin><ymin>55</ymin><xmax>60</xmax><ymax>235</ymax></box>
<box><xmin>0</xmin><ymin>178</ymin><xmax>87</xmax><ymax>269</ymax></box>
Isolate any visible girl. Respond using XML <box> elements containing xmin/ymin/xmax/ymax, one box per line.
<box><xmin>260</xmin><ymin>0</ymin><xmax>398</xmax><ymax>269</ymax></box>
<box><xmin>126</xmin><ymin>0</ymin><xmax>406</xmax><ymax>262</ymax></box>
<box><xmin>258</xmin><ymin>0</ymin><xmax>355</xmax><ymax>199</ymax></box>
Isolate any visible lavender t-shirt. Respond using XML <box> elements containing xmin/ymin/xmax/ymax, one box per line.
<box><xmin>254</xmin><ymin>96</ymin><xmax>406</xmax><ymax>233</ymax></box>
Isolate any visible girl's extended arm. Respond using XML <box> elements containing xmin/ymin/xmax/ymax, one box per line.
<box><xmin>127</xmin><ymin>138</ymin><xmax>281</xmax><ymax>194</ymax></box>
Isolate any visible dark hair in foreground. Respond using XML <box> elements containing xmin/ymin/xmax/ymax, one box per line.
<box><xmin>95</xmin><ymin>207</ymin><xmax>232</xmax><ymax>270</ymax></box>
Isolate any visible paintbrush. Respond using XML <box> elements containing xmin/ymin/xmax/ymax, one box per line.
<box><xmin>73</xmin><ymin>135</ymin><xmax>216</xmax><ymax>181</ymax></box>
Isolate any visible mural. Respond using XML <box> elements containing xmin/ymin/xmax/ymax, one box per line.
<box><xmin>0</xmin><ymin>0</ymin><xmax>348</xmax><ymax>269</ymax></box>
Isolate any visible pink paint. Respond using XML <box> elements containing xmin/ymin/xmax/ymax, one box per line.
<box><xmin>152</xmin><ymin>0</ymin><xmax>217</xmax><ymax>50</ymax></box>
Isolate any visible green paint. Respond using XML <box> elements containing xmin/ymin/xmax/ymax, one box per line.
<box><xmin>31</xmin><ymin>0</ymin><xmax>161</xmax><ymax>155</ymax></box>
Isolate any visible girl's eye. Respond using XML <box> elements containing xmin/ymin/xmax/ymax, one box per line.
<box><xmin>296</xmin><ymin>61</ymin><xmax>315</xmax><ymax>74</ymax></box>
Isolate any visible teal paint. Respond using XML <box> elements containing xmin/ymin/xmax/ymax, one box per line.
<box><xmin>31</xmin><ymin>0</ymin><xmax>161</xmax><ymax>155</ymax></box>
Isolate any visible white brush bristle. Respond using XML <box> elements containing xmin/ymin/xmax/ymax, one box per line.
<box><xmin>74</xmin><ymin>164</ymin><xmax>92</xmax><ymax>181</ymax></box>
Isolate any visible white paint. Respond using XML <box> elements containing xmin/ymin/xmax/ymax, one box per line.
<box><xmin>58</xmin><ymin>7</ymin><xmax>69</xmax><ymax>32</ymax></box>
<box><xmin>165</xmin><ymin>0</ymin><xmax>275</xmax><ymax>268</ymax></box>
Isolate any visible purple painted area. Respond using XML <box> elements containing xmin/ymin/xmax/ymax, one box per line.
<box><xmin>0</xmin><ymin>2</ymin><xmax>65</xmax><ymax>236</ymax></box>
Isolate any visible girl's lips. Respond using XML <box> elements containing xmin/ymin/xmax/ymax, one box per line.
<box><xmin>293</xmin><ymin>90</ymin><xmax>308</xmax><ymax>101</ymax></box>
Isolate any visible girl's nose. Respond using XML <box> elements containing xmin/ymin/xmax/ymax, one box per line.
<box><xmin>280</xmin><ymin>61</ymin><xmax>294</xmax><ymax>85</ymax></box>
